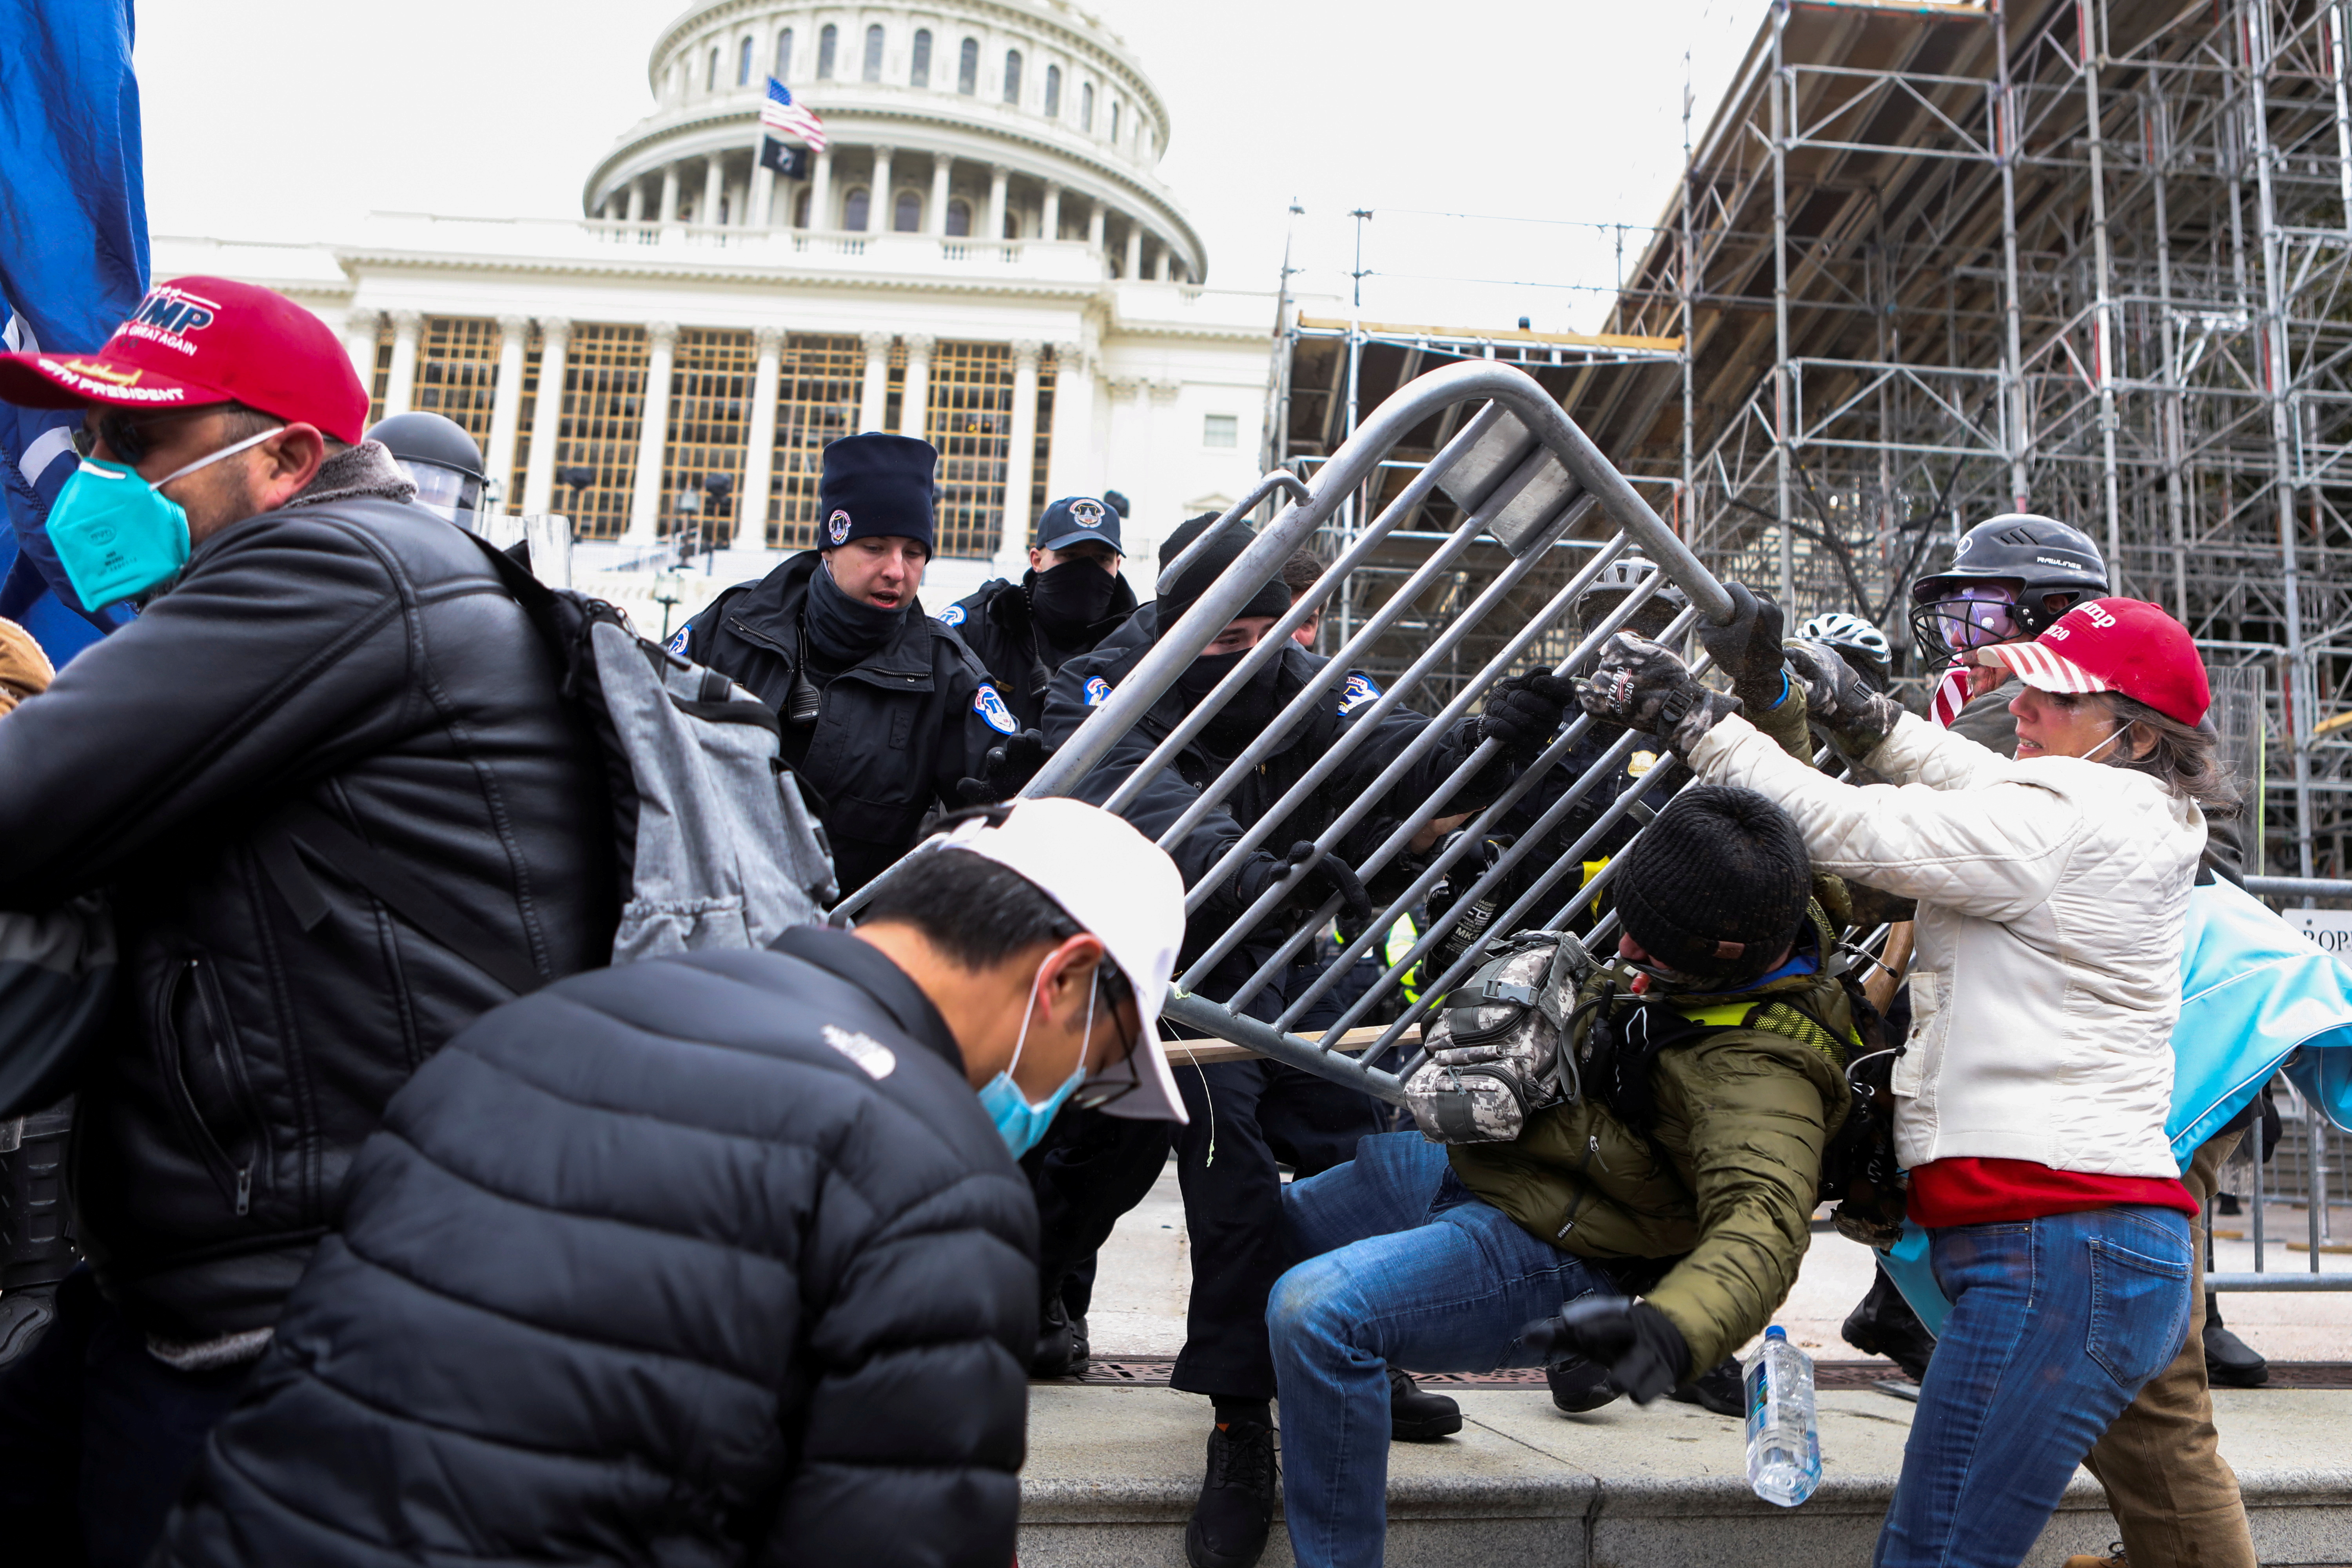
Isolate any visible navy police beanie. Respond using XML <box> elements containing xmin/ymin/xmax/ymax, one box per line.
<box><xmin>1156</xmin><ymin>513</ymin><xmax>1289</xmax><ymax>639</ymax></box>
<box><xmin>818</xmin><ymin>432</ymin><xmax>938</xmax><ymax>552</ymax></box>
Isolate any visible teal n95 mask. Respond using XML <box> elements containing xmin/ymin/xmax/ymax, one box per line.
<box><xmin>46</xmin><ymin>425</ymin><xmax>285</xmax><ymax>608</ymax></box>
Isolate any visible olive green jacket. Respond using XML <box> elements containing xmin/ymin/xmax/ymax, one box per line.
<box><xmin>1451</xmin><ymin>682</ymin><xmax>1853</xmax><ymax>1373</ymax></box>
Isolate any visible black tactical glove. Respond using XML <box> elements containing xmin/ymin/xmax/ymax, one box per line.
<box><xmin>1232</xmin><ymin>839</ymin><xmax>1374</xmax><ymax>926</ymax></box>
<box><xmin>955</xmin><ymin>728</ymin><xmax>1049</xmax><ymax>805</ymax></box>
<box><xmin>1476</xmin><ymin>671</ymin><xmax>1580</xmax><ymax>760</ymax></box>
<box><xmin>1696</xmin><ymin>581</ymin><xmax>1790</xmax><ymax>717</ymax></box>
<box><xmin>1784</xmin><ymin>640</ymin><xmax>1905</xmax><ymax>757</ymax></box>
<box><xmin>1519</xmin><ymin>1297</ymin><xmax>1692</xmax><ymax>1405</ymax></box>
<box><xmin>1577</xmin><ymin>633</ymin><xmax>1742</xmax><ymax>759</ymax></box>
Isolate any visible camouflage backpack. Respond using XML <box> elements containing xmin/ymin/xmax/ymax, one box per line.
<box><xmin>1402</xmin><ymin>933</ymin><xmax>1594</xmax><ymax>1143</ymax></box>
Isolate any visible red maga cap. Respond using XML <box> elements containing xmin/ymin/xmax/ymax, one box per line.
<box><xmin>0</xmin><ymin>277</ymin><xmax>368</xmax><ymax>445</ymax></box>
<box><xmin>1976</xmin><ymin>596</ymin><xmax>2210</xmax><ymax>725</ymax></box>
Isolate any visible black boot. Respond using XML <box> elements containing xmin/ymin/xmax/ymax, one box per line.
<box><xmin>1185</xmin><ymin>1416</ymin><xmax>1277</xmax><ymax>1568</ymax></box>
<box><xmin>1667</xmin><ymin>1356</ymin><xmax>1746</xmax><ymax>1417</ymax></box>
<box><xmin>1030</xmin><ymin>1292</ymin><xmax>1077</xmax><ymax>1379</ymax></box>
<box><xmin>1067</xmin><ymin>1310</ymin><xmax>1091</xmax><ymax>1371</ymax></box>
<box><xmin>2205</xmin><ymin>1316</ymin><xmax>2269</xmax><ymax>1389</ymax></box>
<box><xmin>0</xmin><ymin>1104</ymin><xmax>74</xmax><ymax>1370</ymax></box>
<box><xmin>1387</xmin><ymin>1366</ymin><xmax>1461</xmax><ymax>1441</ymax></box>
<box><xmin>1547</xmin><ymin>1353</ymin><xmax>1621</xmax><ymax>1414</ymax></box>
<box><xmin>1842</xmin><ymin>1270</ymin><xmax>1935</xmax><ymax>1382</ymax></box>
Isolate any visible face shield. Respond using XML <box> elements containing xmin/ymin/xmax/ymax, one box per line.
<box><xmin>397</xmin><ymin>459</ymin><xmax>485</xmax><ymax>530</ymax></box>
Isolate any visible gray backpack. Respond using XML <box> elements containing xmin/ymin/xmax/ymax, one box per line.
<box><xmin>1403</xmin><ymin>933</ymin><xmax>1591</xmax><ymax>1143</ymax></box>
<box><xmin>264</xmin><ymin>539</ymin><xmax>834</xmax><ymax>995</ymax></box>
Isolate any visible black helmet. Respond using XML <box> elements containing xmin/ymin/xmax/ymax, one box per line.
<box><xmin>1907</xmin><ymin>513</ymin><xmax>2107</xmax><ymax>663</ymax></box>
<box><xmin>368</xmin><ymin>412</ymin><xmax>488</xmax><ymax>530</ymax></box>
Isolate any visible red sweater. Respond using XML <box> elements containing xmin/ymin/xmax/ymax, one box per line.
<box><xmin>1909</xmin><ymin>1157</ymin><xmax>2198</xmax><ymax>1227</ymax></box>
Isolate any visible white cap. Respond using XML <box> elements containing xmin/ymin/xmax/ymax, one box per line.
<box><xmin>923</xmin><ymin>798</ymin><xmax>1189</xmax><ymax>1123</ymax></box>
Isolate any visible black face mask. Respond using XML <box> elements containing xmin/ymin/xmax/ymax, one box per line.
<box><xmin>804</xmin><ymin>558</ymin><xmax>907</xmax><ymax>666</ymax></box>
<box><xmin>1180</xmin><ymin>647</ymin><xmax>1286</xmax><ymax>752</ymax></box>
<box><xmin>1029</xmin><ymin>558</ymin><xmax>1120</xmax><ymax>639</ymax></box>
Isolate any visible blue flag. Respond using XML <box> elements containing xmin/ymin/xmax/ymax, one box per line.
<box><xmin>0</xmin><ymin>0</ymin><xmax>151</xmax><ymax>661</ymax></box>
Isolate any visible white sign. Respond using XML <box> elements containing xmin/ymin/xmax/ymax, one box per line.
<box><xmin>2287</xmin><ymin>908</ymin><xmax>2352</xmax><ymax>967</ymax></box>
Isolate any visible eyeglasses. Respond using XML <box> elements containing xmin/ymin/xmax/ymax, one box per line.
<box><xmin>1069</xmin><ymin>991</ymin><xmax>1147</xmax><ymax>1113</ymax></box>
<box><xmin>70</xmin><ymin>407</ymin><xmax>214</xmax><ymax>467</ymax></box>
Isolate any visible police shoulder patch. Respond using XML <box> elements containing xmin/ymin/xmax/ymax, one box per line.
<box><xmin>975</xmin><ymin>682</ymin><xmax>1018</xmax><ymax>734</ymax></box>
<box><xmin>938</xmin><ymin>602</ymin><xmax>967</xmax><ymax>627</ymax></box>
<box><xmin>1338</xmin><ymin>672</ymin><xmax>1383</xmax><ymax>715</ymax></box>
<box><xmin>665</xmin><ymin>626</ymin><xmax>693</xmax><ymax>657</ymax></box>
<box><xmin>1084</xmin><ymin>674</ymin><xmax>1112</xmax><ymax>708</ymax></box>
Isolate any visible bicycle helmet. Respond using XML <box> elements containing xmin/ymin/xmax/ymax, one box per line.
<box><xmin>1577</xmin><ymin>555</ymin><xmax>1689</xmax><ymax>639</ymax></box>
<box><xmin>1908</xmin><ymin>514</ymin><xmax>2107</xmax><ymax>663</ymax></box>
<box><xmin>1796</xmin><ymin>612</ymin><xmax>1893</xmax><ymax>683</ymax></box>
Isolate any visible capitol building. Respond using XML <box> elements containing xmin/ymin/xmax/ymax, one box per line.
<box><xmin>155</xmin><ymin>0</ymin><xmax>1276</xmax><ymax>617</ymax></box>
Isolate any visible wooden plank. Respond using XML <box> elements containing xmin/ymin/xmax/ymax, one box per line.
<box><xmin>1162</xmin><ymin>1022</ymin><xmax>1423</xmax><ymax>1068</ymax></box>
<box><xmin>1295</xmin><ymin>316</ymin><xmax>1684</xmax><ymax>354</ymax></box>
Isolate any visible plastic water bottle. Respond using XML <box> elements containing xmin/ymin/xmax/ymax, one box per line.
<box><xmin>1744</xmin><ymin>1325</ymin><xmax>1822</xmax><ymax>1507</ymax></box>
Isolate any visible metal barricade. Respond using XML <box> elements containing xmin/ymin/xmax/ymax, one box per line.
<box><xmin>1016</xmin><ymin>359</ymin><xmax>1734</xmax><ymax>1104</ymax></box>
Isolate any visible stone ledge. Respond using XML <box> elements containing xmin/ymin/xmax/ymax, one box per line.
<box><xmin>1018</xmin><ymin>1385</ymin><xmax>2352</xmax><ymax>1567</ymax></box>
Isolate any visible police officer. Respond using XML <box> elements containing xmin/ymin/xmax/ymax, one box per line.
<box><xmin>366</xmin><ymin>411</ymin><xmax>489</xmax><ymax>532</ymax></box>
<box><xmin>940</xmin><ymin>494</ymin><xmax>1139</xmax><ymax>730</ymax></box>
<box><xmin>672</xmin><ymin>432</ymin><xmax>1022</xmax><ymax>896</ymax></box>
<box><xmin>1033</xmin><ymin>514</ymin><xmax>1574</xmax><ymax>1568</ymax></box>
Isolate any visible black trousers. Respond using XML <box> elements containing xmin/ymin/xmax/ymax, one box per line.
<box><xmin>1031</xmin><ymin>951</ymin><xmax>1388</xmax><ymax>1401</ymax></box>
<box><xmin>0</xmin><ymin>1268</ymin><xmax>253</xmax><ymax>1568</ymax></box>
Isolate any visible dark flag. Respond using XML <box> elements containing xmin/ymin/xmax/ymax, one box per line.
<box><xmin>760</xmin><ymin>137</ymin><xmax>809</xmax><ymax>180</ymax></box>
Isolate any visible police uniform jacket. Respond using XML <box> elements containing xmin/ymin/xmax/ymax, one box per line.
<box><xmin>1043</xmin><ymin>631</ymin><xmax>1504</xmax><ymax>981</ymax></box>
<box><xmin>941</xmin><ymin>569</ymin><xmax>1139</xmax><ymax>732</ymax></box>
<box><xmin>157</xmin><ymin>926</ymin><xmax>1037</xmax><ymax>1568</ymax></box>
<box><xmin>675</xmin><ymin>551</ymin><xmax>1013</xmax><ymax>895</ymax></box>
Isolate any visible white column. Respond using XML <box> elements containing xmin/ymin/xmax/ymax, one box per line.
<box><xmin>343</xmin><ymin>309</ymin><xmax>380</xmax><ymax>390</ymax></box>
<box><xmin>1153</xmin><ymin>243</ymin><xmax>1171</xmax><ymax>282</ymax></box>
<box><xmin>626</xmin><ymin>320</ymin><xmax>679</xmax><ymax>544</ymax></box>
<box><xmin>658</xmin><ymin>165</ymin><xmax>682</xmax><ymax>239</ymax></box>
<box><xmin>871</xmin><ymin>145</ymin><xmax>895</xmax><ymax>229</ymax></box>
<box><xmin>858</xmin><ymin>330</ymin><xmax>893</xmax><ymax>432</ymax></box>
<box><xmin>1085</xmin><ymin>198</ymin><xmax>1105</xmax><ymax>250</ymax></box>
<box><xmin>898</xmin><ymin>332</ymin><xmax>935</xmax><ymax>441</ymax></box>
<box><xmin>737</xmin><ymin>325</ymin><xmax>784</xmax><ymax>550</ymax></box>
<box><xmin>728</xmin><ymin>169</ymin><xmax>750</xmax><ymax>228</ymax></box>
<box><xmin>1122</xmin><ymin>221</ymin><xmax>1143</xmax><ymax>281</ymax></box>
<box><xmin>1041</xmin><ymin>182</ymin><xmax>1062</xmax><ymax>241</ymax></box>
<box><xmin>521</xmin><ymin>317</ymin><xmax>571</xmax><ymax>517</ymax></box>
<box><xmin>1044</xmin><ymin>340</ymin><xmax>1096</xmax><ymax>499</ymax></box>
<box><xmin>750</xmin><ymin>158</ymin><xmax>776</xmax><ymax>230</ymax></box>
<box><xmin>997</xmin><ymin>341</ymin><xmax>1042</xmax><ymax>578</ymax></box>
<box><xmin>987</xmin><ymin>164</ymin><xmax>1010</xmax><ymax>242</ymax></box>
<box><xmin>382</xmin><ymin>310</ymin><xmax>422</xmax><ymax>418</ymax></box>
<box><xmin>485</xmin><ymin>314</ymin><xmax>530</xmax><ymax>507</ymax></box>
<box><xmin>625</xmin><ymin>180</ymin><xmax>646</xmax><ymax>223</ymax></box>
<box><xmin>700</xmin><ymin>158</ymin><xmax>725</xmax><ymax>226</ymax></box>
<box><xmin>809</xmin><ymin>148</ymin><xmax>834</xmax><ymax>230</ymax></box>
<box><xmin>928</xmin><ymin>154</ymin><xmax>952</xmax><ymax>236</ymax></box>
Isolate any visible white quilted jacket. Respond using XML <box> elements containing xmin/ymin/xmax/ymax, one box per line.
<box><xmin>1686</xmin><ymin>711</ymin><xmax>2205</xmax><ymax>1177</ymax></box>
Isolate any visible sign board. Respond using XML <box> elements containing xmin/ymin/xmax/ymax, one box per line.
<box><xmin>2285</xmin><ymin>908</ymin><xmax>2352</xmax><ymax>968</ymax></box>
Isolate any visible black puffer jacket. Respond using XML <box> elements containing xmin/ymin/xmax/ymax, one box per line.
<box><xmin>942</xmin><ymin>570</ymin><xmax>1139</xmax><ymax>731</ymax></box>
<box><xmin>0</xmin><ymin>482</ymin><xmax>608</xmax><ymax>1347</ymax></box>
<box><xmin>157</xmin><ymin>927</ymin><xmax>1038</xmax><ymax>1568</ymax></box>
<box><xmin>677</xmin><ymin>552</ymin><xmax>1004</xmax><ymax>895</ymax></box>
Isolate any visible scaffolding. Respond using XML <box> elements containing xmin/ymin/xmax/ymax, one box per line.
<box><xmin>1269</xmin><ymin>0</ymin><xmax>2352</xmax><ymax>880</ymax></box>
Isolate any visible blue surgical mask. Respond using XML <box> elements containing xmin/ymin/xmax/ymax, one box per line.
<box><xmin>46</xmin><ymin>425</ymin><xmax>285</xmax><ymax>608</ymax></box>
<box><xmin>977</xmin><ymin>964</ymin><xmax>1097</xmax><ymax>1158</ymax></box>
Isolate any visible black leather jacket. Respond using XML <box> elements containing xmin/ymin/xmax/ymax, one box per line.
<box><xmin>677</xmin><ymin>551</ymin><xmax>1004</xmax><ymax>895</ymax></box>
<box><xmin>0</xmin><ymin>492</ymin><xmax>610</xmax><ymax>1345</ymax></box>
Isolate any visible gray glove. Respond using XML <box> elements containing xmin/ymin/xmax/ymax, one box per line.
<box><xmin>1577</xmin><ymin>633</ymin><xmax>1742</xmax><ymax>759</ymax></box>
<box><xmin>1695</xmin><ymin>581</ymin><xmax>1789</xmax><ymax>717</ymax></box>
<box><xmin>1784</xmin><ymin>640</ymin><xmax>1906</xmax><ymax>757</ymax></box>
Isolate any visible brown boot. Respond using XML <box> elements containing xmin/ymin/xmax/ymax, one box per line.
<box><xmin>2060</xmin><ymin>1544</ymin><xmax>2127</xmax><ymax>1568</ymax></box>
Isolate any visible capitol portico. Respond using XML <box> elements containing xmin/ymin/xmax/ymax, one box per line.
<box><xmin>154</xmin><ymin>0</ymin><xmax>1276</xmax><ymax>615</ymax></box>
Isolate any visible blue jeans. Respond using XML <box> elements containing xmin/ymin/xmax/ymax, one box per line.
<box><xmin>1876</xmin><ymin>1206</ymin><xmax>2194</xmax><ymax>1568</ymax></box>
<box><xmin>1268</xmin><ymin>1132</ymin><xmax>1613</xmax><ymax>1568</ymax></box>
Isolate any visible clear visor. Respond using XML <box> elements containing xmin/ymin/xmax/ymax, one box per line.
<box><xmin>397</xmin><ymin>461</ymin><xmax>484</xmax><ymax>525</ymax></box>
<box><xmin>1920</xmin><ymin>583</ymin><xmax>2020</xmax><ymax>653</ymax></box>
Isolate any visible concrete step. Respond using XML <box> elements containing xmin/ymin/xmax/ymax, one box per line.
<box><xmin>1018</xmin><ymin>1384</ymin><xmax>2352</xmax><ymax>1566</ymax></box>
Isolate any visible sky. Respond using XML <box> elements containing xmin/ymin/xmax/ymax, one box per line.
<box><xmin>133</xmin><ymin>0</ymin><xmax>1764</xmax><ymax>333</ymax></box>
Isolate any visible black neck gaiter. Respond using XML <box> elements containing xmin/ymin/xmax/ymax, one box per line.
<box><xmin>804</xmin><ymin>560</ymin><xmax>906</xmax><ymax>666</ymax></box>
<box><xmin>1029</xmin><ymin>559</ymin><xmax>1120</xmax><ymax>642</ymax></box>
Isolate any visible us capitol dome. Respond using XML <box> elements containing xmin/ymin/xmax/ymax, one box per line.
<box><xmin>155</xmin><ymin>0</ymin><xmax>1273</xmax><ymax>617</ymax></box>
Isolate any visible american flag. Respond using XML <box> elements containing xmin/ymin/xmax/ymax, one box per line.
<box><xmin>1929</xmin><ymin>659</ymin><xmax>1973</xmax><ymax>728</ymax></box>
<box><xmin>762</xmin><ymin>78</ymin><xmax>827</xmax><ymax>152</ymax></box>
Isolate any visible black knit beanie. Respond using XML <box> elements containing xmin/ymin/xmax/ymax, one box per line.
<box><xmin>1614</xmin><ymin>785</ymin><xmax>1811</xmax><ymax>986</ymax></box>
<box><xmin>1154</xmin><ymin>513</ymin><xmax>1289</xmax><ymax>639</ymax></box>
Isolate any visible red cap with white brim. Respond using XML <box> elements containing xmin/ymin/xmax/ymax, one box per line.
<box><xmin>1973</xmin><ymin>596</ymin><xmax>2210</xmax><ymax>725</ymax></box>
